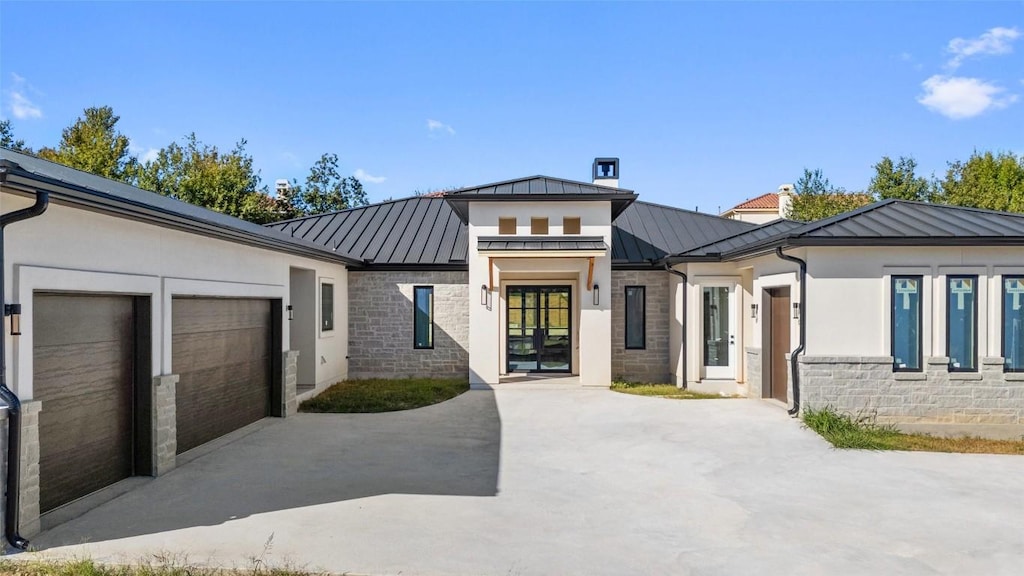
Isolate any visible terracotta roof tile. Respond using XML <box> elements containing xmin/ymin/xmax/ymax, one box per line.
<box><xmin>730</xmin><ymin>192</ymin><xmax>778</xmax><ymax>211</ymax></box>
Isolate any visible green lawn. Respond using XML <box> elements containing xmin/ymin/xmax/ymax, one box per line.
<box><xmin>610</xmin><ymin>382</ymin><xmax>729</xmax><ymax>399</ymax></box>
<box><xmin>299</xmin><ymin>377</ymin><xmax>469</xmax><ymax>413</ymax></box>
<box><xmin>802</xmin><ymin>406</ymin><xmax>1024</xmax><ymax>455</ymax></box>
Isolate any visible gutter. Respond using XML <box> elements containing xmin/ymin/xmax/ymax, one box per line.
<box><xmin>774</xmin><ymin>247</ymin><xmax>805</xmax><ymax>417</ymax></box>
<box><xmin>664</xmin><ymin>263</ymin><xmax>688</xmax><ymax>389</ymax></box>
<box><xmin>0</xmin><ymin>160</ymin><xmax>49</xmax><ymax>550</ymax></box>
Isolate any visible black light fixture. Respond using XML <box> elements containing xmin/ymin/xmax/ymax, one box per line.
<box><xmin>286</xmin><ymin>304</ymin><xmax>294</xmax><ymax>321</ymax></box>
<box><xmin>593</xmin><ymin>284</ymin><xmax>600</xmax><ymax>306</ymax></box>
<box><xmin>750</xmin><ymin>303</ymin><xmax>758</xmax><ymax>319</ymax></box>
<box><xmin>792</xmin><ymin>302</ymin><xmax>801</xmax><ymax>320</ymax></box>
<box><xmin>480</xmin><ymin>284</ymin><xmax>489</xmax><ymax>307</ymax></box>
<box><xmin>4</xmin><ymin>304</ymin><xmax>21</xmax><ymax>336</ymax></box>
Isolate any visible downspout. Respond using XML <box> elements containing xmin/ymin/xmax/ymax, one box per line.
<box><xmin>0</xmin><ymin>161</ymin><xmax>49</xmax><ymax>550</ymax></box>
<box><xmin>664</xmin><ymin>263</ymin><xmax>688</xmax><ymax>389</ymax></box>
<box><xmin>775</xmin><ymin>247</ymin><xmax>805</xmax><ymax>417</ymax></box>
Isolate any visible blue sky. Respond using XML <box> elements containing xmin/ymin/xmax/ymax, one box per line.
<box><xmin>2</xmin><ymin>2</ymin><xmax>1022</xmax><ymax>211</ymax></box>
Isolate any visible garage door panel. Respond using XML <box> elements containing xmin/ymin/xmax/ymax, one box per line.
<box><xmin>34</xmin><ymin>293</ymin><xmax>135</xmax><ymax>513</ymax></box>
<box><xmin>172</xmin><ymin>298</ymin><xmax>272</xmax><ymax>455</ymax></box>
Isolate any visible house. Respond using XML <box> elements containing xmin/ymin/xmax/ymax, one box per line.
<box><xmin>720</xmin><ymin>184</ymin><xmax>793</xmax><ymax>223</ymax></box>
<box><xmin>1</xmin><ymin>149</ymin><xmax>1023</xmax><ymax>548</ymax></box>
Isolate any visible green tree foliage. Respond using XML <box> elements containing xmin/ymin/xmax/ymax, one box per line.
<box><xmin>937</xmin><ymin>151</ymin><xmax>1024</xmax><ymax>213</ymax></box>
<box><xmin>868</xmin><ymin>156</ymin><xmax>930</xmax><ymax>201</ymax></box>
<box><xmin>135</xmin><ymin>134</ymin><xmax>278</xmax><ymax>224</ymax></box>
<box><xmin>36</xmin><ymin>106</ymin><xmax>136</xmax><ymax>181</ymax></box>
<box><xmin>0</xmin><ymin>119</ymin><xmax>30</xmax><ymax>152</ymax></box>
<box><xmin>785</xmin><ymin>168</ymin><xmax>874</xmax><ymax>222</ymax></box>
<box><xmin>282</xmin><ymin>153</ymin><xmax>369</xmax><ymax>216</ymax></box>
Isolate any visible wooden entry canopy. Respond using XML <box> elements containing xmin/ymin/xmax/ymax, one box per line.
<box><xmin>486</xmin><ymin>255</ymin><xmax>597</xmax><ymax>292</ymax></box>
<box><xmin>478</xmin><ymin>236</ymin><xmax>609</xmax><ymax>292</ymax></box>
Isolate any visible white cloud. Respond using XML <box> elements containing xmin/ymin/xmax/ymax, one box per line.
<box><xmin>129</xmin><ymin>143</ymin><xmax>160</xmax><ymax>164</ymax></box>
<box><xmin>353</xmin><ymin>168</ymin><xmax>386</xmax><ymax>184</ymax></box>
<box><xmin>426</xmin><ymin>119</ymin><xmax>455</xmax><ymax>135</ymax></box>
<box><xmin>947</xmin><ymin>26</ymin><xmax>1020</xmax><ymax>69</ymax></box>
<box><xmin>5</xmin><ymin>74</ymin><xmax>42</xmax><ymax>119</ymax></box>
<box><xmin>918</xmin><ymin>75</ymin><xmax>1017</xmax><ymax>119</ymax></box>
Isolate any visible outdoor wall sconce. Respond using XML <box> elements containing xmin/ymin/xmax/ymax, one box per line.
<box><xmin>480</xmin><ymin>284</ymin><xmax>489</xmax><ymax>307</ymax></box>
<box><xmin>750</xmin><ymin>303</ymin><xmax>758</xmax><ymax>319</ymax></box>
<box><xmin>5</xmin><ymin>304</ymin><xmax>21</xmax><ymax>336</ymax></box>
<box><xmin>287</xmin><ymin>304</ymin><xmax>294</xmax><ymax>321</ymax></box>
<box><xmin>792</xmin><ymin>302</ymin><xmax>801</xmax><ymax>320</ymax></box>
<box><xmin>593</xmin><ymin>284</ymin><xmax>600</xmax><ymax>306</ymax></box>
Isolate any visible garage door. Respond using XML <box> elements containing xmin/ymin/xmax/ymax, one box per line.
<box><xmin>172</xmin><ymin>298</ymin><xmax>272</xmax><ymax>454</ymax></box>
<box><xmin>34</xmin><ymin>294</ymin><xmax>135</xmax><ymax>513</ymax></box>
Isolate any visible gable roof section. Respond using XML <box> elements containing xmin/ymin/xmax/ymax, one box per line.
<box><xmin>716</xmin><ymin>200</ymin><xmax>1024</xmax><ymax>260</ymax></box>
<box><xmin>444</xmin><ymin>175</ymin><xmax>638</xmax><ymax>222</ymax></box>
<box><xmin>0</xmin><ymin>148</ymin><xmax>362</xmax><ymax>265</ymax></box>
<box><xmin>269</xmin><ymin>196</ymin><xmax>757</xmax><ymax>269</ymax></box>
<box><xmin>727</xmin><ymin>192</ymin><xmax>778</xmax><ymax>212</ymax></box>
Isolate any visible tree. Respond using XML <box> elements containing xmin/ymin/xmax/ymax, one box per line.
<box><xmin>937</xmin><ymin>151</ymin><xmax>1024</xmax><ymax>213</ymax></box>
<box><xmin>136</xmin><ymin>134</ymin><xmax>278</xmax><ymax>224</ymax></box>
<box><xmin>37</xmin><ymin>106</ymin><xmax>136</xmax><ymax>181</ymax></box>
<box><xmin>868</xmin><ymin>156</ymin><xmax>930</xmax><ymax>201</ymax></box>
<box><xmin>0</xmin><ymin>119</ymin><xmax>30</xmax><ymax>152</ymax></box>
<box><xmin>785</xmin><ymin>168</ymin><xmax>874</xmax><ymax>222</ymax></box>
<box><xmin>285</xmin><ymin>153</ymin><xmax>369</xmax><ymax>215</ymax></box>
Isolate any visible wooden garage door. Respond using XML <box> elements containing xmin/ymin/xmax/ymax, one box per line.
<box><xmin>34</xmin><ymin>294</ymin><xmax>135</xmax><ymax>513</ymax></box>
<box><xmin>172</xmin><ymin>298</ymin><xmax>271</xmax><ymax>454</ymax></box>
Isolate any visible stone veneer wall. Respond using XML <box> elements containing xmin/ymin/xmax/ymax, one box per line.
<box><xmin>611</xmin><ymin>270</ymin><xmax>671</xmax><ymax>383</ymax></box>
<box><xmin>745</xmin><ymin>348</ymin><xmax>762</xmax><ymax>399</ymax></box>
<box><xmin>348</xmin><ymin>271</ymin><xmax>469</xmax><ymax>380</ymax></box>
<box><xmin>799</xmin><ymin>355</ymin><xmax>1024</xmax><ymax>425</ymax></box>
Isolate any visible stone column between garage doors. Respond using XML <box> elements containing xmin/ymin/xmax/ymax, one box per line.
<box><xmin>1</xmin><ymin>400</ymin><xmax>43</xmax><ymax>538</ymax></box>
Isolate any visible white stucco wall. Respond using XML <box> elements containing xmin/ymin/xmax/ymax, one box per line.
<box><xmin>468</xmin><ymin>201</ymin><xmax>612</xmax><ymax>386</ymax></box>
<box><xmin>1</xmin><ymin>189</ymin><xmax>350</xmax><ymax>400</ymax></box>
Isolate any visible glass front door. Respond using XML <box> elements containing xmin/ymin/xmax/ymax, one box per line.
<box><xmin>703</xmin><ymin>285</ymin><xmax>736</xmax><ymax>379</ymax></box>
<box><xmin>507</xmin><ymin>286</ymin><xmax>572</xmax><ymax>373</ymax></box>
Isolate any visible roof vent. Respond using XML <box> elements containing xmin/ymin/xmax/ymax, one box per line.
<box><xmin>592</xmin><ymin>158</ymin><xmax>619</xmax><ymax>188</ymax></box>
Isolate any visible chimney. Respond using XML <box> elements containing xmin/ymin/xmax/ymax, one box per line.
<box><xmin>777</xmin><ymin>183</ymin><xmax>794</xmax><ymax>218</ymax></box>
<box><xmin>592</xmin><ymin>158</ymin><xmax>619</xmax><ymax>188</ymax></box>
<box><xmin>275</xmin><ymin>179</ymin><xmax>290</xmax><ymax>196</ymax></box>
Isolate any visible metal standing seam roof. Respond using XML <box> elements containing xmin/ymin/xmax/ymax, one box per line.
<box><xmin>269</xmin><ymin>195</ymin><xmax>758</xmax><ymax>268</ymax></box>
<box><xmin>717</xmin><ymin>199</ymin><xmax>1024</xmax><ymax>260</ymax></box>
<box><xmin>477</xmin><ymin>236</ymin><xmax>608</xmax><ymax>251</ymax></box>
<box><xmin>0</xmin><ymin>148</ymin><xmax>363</xmax><ymax>265</ymax></box>
<box><xmin>443</xmin><ymin>175</ymin><xmax>639</xmax><ymax>222</ymax></box>
<box><xmin>668</xmin><ymin>219</ymin><xmax>804</xmax><ymax>260</ymax></box>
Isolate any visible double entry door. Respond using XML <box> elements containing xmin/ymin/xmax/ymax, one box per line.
<box><xmin>507</xmin><ymin>286</ymin><xmax>572</xmax><ymax>373</ymax></box>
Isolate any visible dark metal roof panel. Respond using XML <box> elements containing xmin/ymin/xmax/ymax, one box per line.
<box><xmin>446</xmin><ymin>175</ymin><xmax>636</xmax><ymax>197</ymax></box>
<box><xmin>478</xmin><ymin>236</ymin><xmax>608</xmax><ymax>251</ymax></box>
<box><xmin>673</xmin><ymin>219</ymin><xmax>803</xmax><ymax>258</ymax></box>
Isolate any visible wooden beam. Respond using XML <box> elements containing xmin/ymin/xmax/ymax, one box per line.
<box><xmin>488</xmin><ymin>257</ymin><xmax>494</xmax><ymax>291</ymax></box>
<box><xmin>587</xmin><ymin>257</ymin><xmax>595</xmax><ymax>291</ymax></box>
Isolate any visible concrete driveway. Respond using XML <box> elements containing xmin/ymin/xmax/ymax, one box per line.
<box><xmin>27</xmin><ymin>389</ymin><xmax>1024</xmax><ymax>575</ymax></box>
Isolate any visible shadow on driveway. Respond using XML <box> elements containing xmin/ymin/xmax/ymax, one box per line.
<box><xmin>34</xmin><ymin>389</ymin><xmax>500</xmax><ymax>549</ymax></box>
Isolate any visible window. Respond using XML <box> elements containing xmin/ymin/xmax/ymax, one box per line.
<box><xmin>414</xmin><ymin>286</ymin><xmax>434</xmax><ymax>349</ymax></box>
<box><xmin>321</xmin><ymin>282</ymin><xmax>335</xmax><ymax>332</ymax></box>
<box><xmin>625</xmin><ymin>286</ymin><xmax>645</xmax><ymax>349</ymax></box>
<box><xmin>531</xmin><ymin>217</ymin><xmax>548</xmax><ymax>235</ymax></box>
<box><xmin>947</xmin><ymin>275</ymin><xmax>977</xmax><ymax>371</ymax></box>
<box><xmin>1003</xmin><ymin>276</ymin><xmax>1024</xmax><ymax>372</ymax></box>
<box><xmin>498</xmin><ymin>217</ymin><xmax>516</xmax><ymax>235</ymax></box>
<box><xmin>891</xmin><ymin>276</ymin><xmax>922</xmax><ymax>371</ymax></box>
<box><xmin>563</xmin><ymin>217</ymin><xmax>581</xmax><ymax>235</ymax></box>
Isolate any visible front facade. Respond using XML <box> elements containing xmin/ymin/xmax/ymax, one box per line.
<box><xmin>2</xmin><ymin>149</ymin><xmax>1024</xmax><ymax>545</ymax></box>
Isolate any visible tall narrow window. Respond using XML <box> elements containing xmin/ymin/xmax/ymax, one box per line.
<box><xmin>1003</xmin><ymin>276</ymin><xmax>1024</xmax><ymax>372</ymax></box>
<box><xmin>498</xmin><ymin>217</ymin><xmax>516</xmax><ymax>235</ymax></box>
<box><xmin>625</xmin><ymin>286</ymin><xmax>645</xmax><ymax>349</ymax></box>
<box><xmin>891</xmin><ymin>276</ymin><xmax>922</xmax><ymax>371</ymax></box>
<box><xmin>321</xmin><ymin>282</ymin><xmax>334</xmax><ymax>332</ymax></box>
<box><xmin>414</xmin><ymin>286</ymin><xmax>434</xmax><ymax>349</ymax></box>
<box><xmin>531</xmin><ymin>217</ymin><xmax>549</xmax><ymax>235</ymax></box>
<box><xmin>947</xmin><ymin>275</ymin><xmax>977</xmax><ymax>371</ymax></box>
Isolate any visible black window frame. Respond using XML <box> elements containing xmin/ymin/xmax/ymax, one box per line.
<box><xmin>624</xmin><ymin>285</ymin><xmax>646</xmax><ymax>350</ymax></box>
<box><xmin>1002</xmin><ymin>275</ymin><xmax>1024</xmax><ymax>373</ymax></box>
<box><xmin>891</xmin><ymin>275</ymin><xmax>923</xmax><ymax>372</ymax></box>
<box><xmin>321</xmin><ymin>282</ymin><xmax>335</xmax><ymax>332</ymax></box>
<box><xmin>413</xmin><ymin>285</ymin><xmax>434</xmax><ymax>350</ymax></box>
<box><xmin>946</xmin><ymin>274</ymin><xmax>978</xmax><ymax>372</ymax></box>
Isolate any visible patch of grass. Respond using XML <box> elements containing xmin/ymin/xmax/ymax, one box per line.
<box><xmin>610</xmin><ymin>381</ymin><xmax>729</xmax><ymax>399</ymax></box>
<box><xmin>299</xmin><ymin>377</ymin><xmax>469</xmax><ymax>413</ymax></box>
<box><xmin>802</xmin><ymin>406</ymin><xmax>1024</xmax><ymax>455</ymax></box>
<box><xmin>0</xmin><ymin>558</ymin><xmax>318</xmax><ymax>576</ymax></box>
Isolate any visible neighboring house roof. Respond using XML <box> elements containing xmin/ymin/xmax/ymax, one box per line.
<box><xmin>0</xmin><ymin>148</ymin><xmax>363</xmax><ymax>265</ymax></box>
<box><xmin>673</xmin><ymin>199</ymin><xmax>1024</xmax><ymax>262</ymax></box>
<box><xmin>726</xmin><ymin>192</ymin><xmax>778</xmax><ymax>212</ymax></box>
<box><xmin>444</xmin><ymin>175</ymin><xmax>638</xmax><ymax>222</ymax></box>
<box><xmin>670</xmin><ymin>219</ymin><xmax>804</xmax><ymax>260</ymax></box>
<box><xmin>270</xmin><ymin>196</ymin><xmax>757</xmax><ymax>269</ymax></box>
<box><xmin>477</xmin><ymin>236</ymin><xmax>608</xmax><ymax>252</ymax></box>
